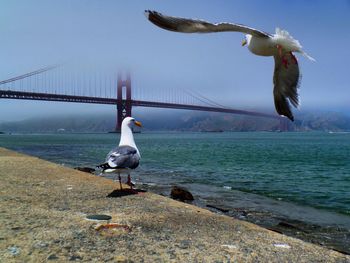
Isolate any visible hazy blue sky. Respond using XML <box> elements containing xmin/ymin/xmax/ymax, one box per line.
<box><xmin>0</xmin><ymin>0</ymin><xmax>349</xmax><ymax>122</ymax></box>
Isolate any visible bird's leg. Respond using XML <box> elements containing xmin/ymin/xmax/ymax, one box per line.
<box><xmin>276</xmin><ymin>44</ymin><xmax>283</xmax><ymax>57</ymax></box>
<box><xmin>118</xmin><ymin>172</ymin><xmax>123</xmax><ymax>190</ymax></box>
<box><xmin>127</xmin><ymin>173</ymin><xmax>133</xmax><ymax>190</ymax></box>
<box><xmin>277</xmin><ymin>44</ymin><xmax>289</xmax><ymax>69</ymax></box>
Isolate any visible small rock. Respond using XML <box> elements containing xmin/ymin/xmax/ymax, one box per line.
<box><xmin>114</xmin><ymin>255</ymin><xmax>128</xmax><ymax>262</ymax></box>
<box><xmin>8</xmin><ymin>246</ymin><xmax>20</xmax><ymax>256</ymax></box>
<box><xmin>178</xmin><ymin>240</ymin><xmax>191</xmax><ymax>249</ymax></box>
<box><xmin>273</xmin><ymin>243</ymin><xmax>291</xmax><ymax>249</ymax></box>
<box><xmin>86</xmin><ymin>214</ymin><xmax>112</xmax><ymax>221</ymax></box>
<box><xmin>74</xmin><ymin>167</ymin><xmax>95</xmax><ymax>173</ymax></box>
<box><xmin>63</xmin><ymin>244</ymin><xmax>72</xmax><ymax>250</ymax></box>
<box><xmin>69</xmin><ymin>254</ymin><xmax>83</xmax><ymax>261</ymax></box>
<box><xmin>221</xmin><ymin>244</ymin><xmax>238</xmax><ymax>250</ymax></box>
<box><xmin>47</xmin><ymin>254</ymin><xmax>59</xmax><ymax>260</ymax></box>
<box><xmin>167</xmin><ymin>249</ymin><xmax>176</xmax><ymax>259</ymax></box>
<box><xmin>170</xmin><ymin>186</ymin><xmax>194</xmax><ymax>201</ymax></box>
<box><xmin>33</xmin><ymin>242</ymin><xmax>48</xmax><ymax>249</ymax></box>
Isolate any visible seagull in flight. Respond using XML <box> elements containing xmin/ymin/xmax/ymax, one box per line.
<box><xmin>98</xmin><ymin>117</ymin><xmax>142</xmax><ymax>190</ymax></box>
<box><xmin>145</xmin><ymin>10</ymin><xmax>315</xmax><ymax>121</ymax></box>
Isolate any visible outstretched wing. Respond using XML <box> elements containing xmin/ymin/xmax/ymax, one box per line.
<box><xmin>106</xmin><ymin>146</ymin><xmax>140</xmax><ymax>170</ymax></box>
<box><xmin>273</xmin><ymin>52</ymin><xmax>300</xmax><ymax>121</ymax></box>
<box><xmin>145</xmin><ymin>10</ymin><xmax>271</xmax><ymax>38</ymax></box>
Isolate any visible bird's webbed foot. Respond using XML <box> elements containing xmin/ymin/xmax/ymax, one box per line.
<box><xmin>126</xmin><ymin>174</ymin><xmax>135</xmax><ymax>189</ymax></box>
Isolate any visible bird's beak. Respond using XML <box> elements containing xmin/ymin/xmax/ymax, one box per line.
<box><xmin>241</xmin><ymin>39</ymin><xmax>247</xmax><ymax>46</ymax></box>
<box><xmin>134</xmin><ymin>121</ymin><xmax>142</xmax><ymax>127</ymax></box>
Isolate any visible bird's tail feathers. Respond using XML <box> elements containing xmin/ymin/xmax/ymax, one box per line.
<box><xmin>96</xmin><ymin>162</ymin><xmax>115</xmax><ymax>173</ymax></box>
<box><xmin>274</xmin><ymin>28</ymin><xmax>302</xmax><ymax>51</ymax></box>
<box><xmin>300</xmin><ymin>51</ymin><xmax>316</xmax><ymax>62</ymax></box>
<box><xmin>274</xmin><ymin>28</ymin><xmax>315</xmax><ymax>62</ymax></box>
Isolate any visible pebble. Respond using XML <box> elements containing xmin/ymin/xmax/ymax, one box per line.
<box><xmin>273</xmin><ymin>243</ymin><xmax>291</xmax><ymax>249</ymax></box>
<box><xmin>179</xmin><ymin>240</ymin><xmax>191</xmax><ymax>249</ymax></box>
<box><xmin>47</xmin><ymin>254</ymin><xmax>59</xmax><ymax>260</ymax></box>
<box><xmin>221</xmin><ymin>244</ymin><xmax>238</xmax><ymax>250</ymax></box>
<box><xmin>114</xmin><ymin>255</ymin><xmax>128</xmax><ymax>262</ymax></box>
<box><xmin>33</xmin><ymin>242</ymin><xmax>48</xmax><ymax>249</ymax></box>
<box><xmin>86</xmin><ymin>214</ymin><xmax>112</xmax><ymax>221</ymax></box>
<box><xmin>8</xmin><ymin>246</ymin><xmax>20</xmax><ymax>256</ymax></box>
<box><xmin>167</xmin><ymin>249</ymin><xmax>176</xmax><ymax>259</ymax></box>
<box><xmin>69</xmin><ymin>254</ymin><xmax>83</xmax><ymax>261</ymax></box>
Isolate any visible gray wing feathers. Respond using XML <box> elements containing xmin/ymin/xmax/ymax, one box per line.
<box><xmin>273</xmin><ymin>53</ymin><xmax>300</xmax><ymax>121</ymax></box>
<box><xmin>106</xmin><ymin>146</ymin><xmax>140</xmax><ymax>169</ymax></box>
<box><xmin>145</xmin><ymin>10</ymin><xmax>270</xmax><ymax>38</ymax></box>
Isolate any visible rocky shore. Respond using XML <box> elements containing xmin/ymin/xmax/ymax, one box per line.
<box><xmin>139</xmin><ymin>183</ymin><xmax>350</xmax><ymax>255</ymax></box>
<box><xmin>0</xmin><ymin>147</ymin><xmax>349</xmax><ymax>262</ymax></box>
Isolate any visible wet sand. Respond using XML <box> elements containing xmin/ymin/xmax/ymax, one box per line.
<box><xmin>0</xmin><ymin>147</ymin><xmax>349</xmax><ymax>262</ymax></box>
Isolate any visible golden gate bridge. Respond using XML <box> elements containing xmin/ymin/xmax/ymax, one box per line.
<box><xmin>0</xmin><ymin>65</ymin><xmax>289</xmax><ymax>131</ymax></box>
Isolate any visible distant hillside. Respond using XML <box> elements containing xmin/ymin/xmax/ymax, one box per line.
<box><xmin>293</xmin><ymin>112</ymin><xmax>350</xmax><ymax>132</ymax></box>
<box><xmin>0</xmin><ymin>114</ymin><xmax>115</xmax><ymax>133</ymax></box>
<box><xmin>0</xmin><ymin>111</ymin><xmax>349</xmax><ymax>133</ymax></box>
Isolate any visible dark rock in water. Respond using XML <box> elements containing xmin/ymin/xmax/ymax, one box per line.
<box><xmin>170</xmin><ymin>186</ymin><xmax>194</xmax><ymax>201</ymax></box>
<box><xmin>278</xmin><ymin>221</ymin><xmax>304</xmax><ymax>231</ymax></box>
<box><xmin>74</xmin><ymin>167</ymin><xmax>95</xmax><ymax>174</ymax></box>
<box><xmin>86</xmin><ymin>214</ymin><xmax>112</xmax><ymax>221</ymax></box>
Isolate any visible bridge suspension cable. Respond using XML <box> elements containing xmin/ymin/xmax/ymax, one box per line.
<box><xmin>181</xmin><ymin>88</ymin><xmax>228</xmax><ymax>108</ymax></box>
<box><xmin>0</xmin><ymin>65</ymin><xmax>59</xmax><ymax>85</ymax></box>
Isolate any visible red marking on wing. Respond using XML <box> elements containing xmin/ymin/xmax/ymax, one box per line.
<box><xmin>282</xmin><ymin>57</ymin><xmax>289</xmax><ymax>69</ymax></box>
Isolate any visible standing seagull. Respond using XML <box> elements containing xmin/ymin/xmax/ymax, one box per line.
<box><xmin>98</xmin><ymin>117</ymin><xmax>142</xmax><ymax>190</ymax></box>
<box><xmin>145</xmin><ymin>10</ymin><xmax>315</xmax><ymax>121</ymax></box>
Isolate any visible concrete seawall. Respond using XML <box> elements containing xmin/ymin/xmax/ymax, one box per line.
<box><xmin>0</xmin><ymin>147</ymin><xmax>349</xmax><ymax>262</ymax></box>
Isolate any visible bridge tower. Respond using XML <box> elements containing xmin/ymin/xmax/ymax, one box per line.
<box><xmin>116</xmin><ymin>72</ymin><xmax>132</xmax><ymax>131</ymax></box>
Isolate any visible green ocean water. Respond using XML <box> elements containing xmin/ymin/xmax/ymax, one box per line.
<box><xmin>1</xmin><ymin>132</ymin><xmax>349</xmax><ymax>216</ymax></box>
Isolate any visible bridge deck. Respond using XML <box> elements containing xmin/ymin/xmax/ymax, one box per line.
<box><xmin>0</xmin><ymin>90</ymin><xmax>281</xmax><ymax>120</ymax></box>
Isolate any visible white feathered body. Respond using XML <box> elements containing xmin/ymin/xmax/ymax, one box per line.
<box><xmin>247</xmin><ymin>28</ymin><xmax>314</xmax><ymax>61</ymax></box>
<box><xmin>247</xmin><ymin>35</ymin><xmax>276</xmax><ymax>56</ymax></box>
